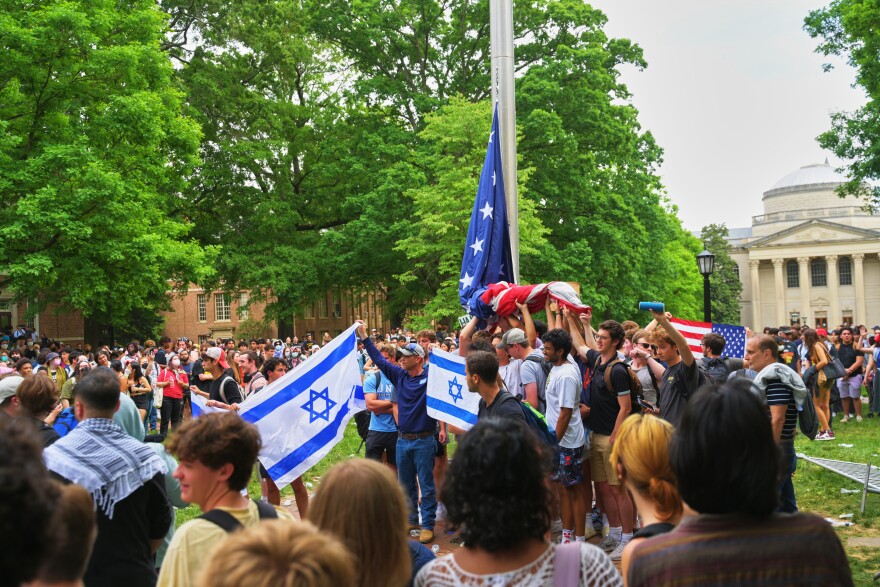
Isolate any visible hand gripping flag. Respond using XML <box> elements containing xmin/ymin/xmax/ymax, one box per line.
<box><xmin>190</xmin><ymin>392</ymin><xmax>224</xmax><ymax>418</ymax></box>
<box><xmin>459</xmin><ymin>103</ymin><xmax>514</xmax><ymax>313</ymax></box>
<box><xmin>238</xmin><ymin>324</ymin><xmax>365</xmax><ymax>488</ymax></box>
<box><xmin>670</xmin><ymin>317</ymin><xmax>746</xmax><ymax>360</ymax></box>
<box><xmin>426</xmin><ymin>349</ymin><xmax>480</xmax><ymax>431</ymax></box>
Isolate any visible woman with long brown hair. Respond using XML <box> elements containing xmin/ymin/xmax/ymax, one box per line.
<box><xmin>803</xmin><ymin>328</ymin><xmax>833</xmax><ymax>440</ymax></box>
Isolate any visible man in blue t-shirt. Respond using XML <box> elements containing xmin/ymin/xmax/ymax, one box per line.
<box><xmin>363</xmin><ymin>343</ymin><xmax>399</xmax><ymax>473</ymax></box>
<box><xmin>357</xmin><ymin>321</ymin><xmax>438</xmax><ymax>545</ymax></box>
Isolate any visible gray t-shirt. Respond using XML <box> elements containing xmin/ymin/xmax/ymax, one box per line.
<box><xmin>519</xmin><ymin>349</ymin><xmax>549</xmax><ymax>412</ymax></box>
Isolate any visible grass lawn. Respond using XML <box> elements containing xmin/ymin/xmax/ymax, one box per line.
<box><xmin>795</xmin><ymin>405</ymin><xmax>880</xmax><ymax>586</ymax></box>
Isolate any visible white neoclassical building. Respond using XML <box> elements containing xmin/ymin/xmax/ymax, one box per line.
<box><xmin>728</xmin><ymin>161</ymin><xmax>880</xmax><ymax>330</ymax></box>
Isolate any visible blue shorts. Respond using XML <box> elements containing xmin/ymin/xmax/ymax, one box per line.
<box><xmin>552</xmin><ymin>445</ymin><xmax>585</xmax><ymax>487</ymax></box>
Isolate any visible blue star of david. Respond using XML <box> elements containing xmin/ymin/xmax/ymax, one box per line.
<box><xmin>448</xmin><ymin>377</ymin><xmax>464</xmax><ymax>404</ymax></box>
<box><xmin>301</xmin><ymin>387</ymin><xmax>337</xmax><ymax>423</ymax></box>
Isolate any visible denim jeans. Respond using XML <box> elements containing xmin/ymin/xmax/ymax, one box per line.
<box><xmin>778</xmin><ymin>441</ymin><xmax>798</xmax><ymax>514</ymax></box>
<box><xmin>872</xmin><ymin>370</ymin><xmax>880</xmax><ymax>414</ymax></box>
<box><xmin>142</xmin><ymin>396</ymin><xmax>155</xmax><ymax>431</ymax></box>
<box><xmin>396</xmin><ymin>436</ymin><xmax>436</xmax><ymax>530</ymax></box>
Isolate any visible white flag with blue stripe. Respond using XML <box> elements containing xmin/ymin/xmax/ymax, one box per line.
<box><xmin>238</xmin><ymin>323</ymin><xmax>365</xmax><ymax>488</ymax></box>
<box><xmin>190</xmin><ymin>391</ymin><xmax>224</xmax><ymax>418</ymax></box>
<box><xmin>426</xmin><ymin>348</ymin><xmax>480</xmax><ymax>431</ymax></box>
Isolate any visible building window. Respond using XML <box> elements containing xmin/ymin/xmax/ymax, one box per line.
<box><xmin>239</xmin><ymin>293</ymin><xmax>249</xmax><ymax>320</ymax></box>
<box><xmin>732</xmin><ymin>264</ymin><xmax>740</xmax><ymax>280</ymax></box>
<box><xmin>332</xmin><ymin>290</ymin><xmax>342</xmax><ymax>318</ymax></box>
<box><xmin>811</xmin><ymin>258</ymin><xmax>827</xmax><ymax>287</ymax></box>
<box><xmin>0</xmin><ymin>299</ymin><xmax>10</xmax><ymax>312</ymax></box>
<box><xmin>786</xmin><ymin>260</ymin><xmax>799</xmax><ymax>288</ymax></box>
<box><xmin>214</xmin><ymin>293</ymin><xmax>231</xmax><ymax>322</ymax></box>
<box><xmin>317</xmin><ymin>295</ymin><xmax>328</xmax><ymax>318</ymax></box>
<box><xmin>839</xmin><ymin>257</ymin><xmax>853</xmax><ymax>286</ymax></box>
<box><xmin>26</xmin><ymin>300</ymin><xmax>37</xmax><ymax>331</ymax></box>
<box><xmin>197</xmin><ymin>294</ymin><xmax>207</xmax><ymax>322</ymax></box>
<box><xmin>303</xmin><ymin>303</ymin><xmax>314</xmax><ymax>319</ymax></box>
<box><xmin>198</xmin><ymin>334</ymin><xmax>208</xmax><ymax>345</ymax></box>
<box><xmin>842</xmin><ymin>311</ymin><xmax>853</xmax><ymax>327</ymax></box>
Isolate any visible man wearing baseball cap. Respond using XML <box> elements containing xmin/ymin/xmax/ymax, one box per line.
<box><xmin>497</xmin><ymin>326</ymin><xmax>546</xmax><ymax>413</ymax></box>
<box><xmin>356</xmin><ymin>321</ymin><xmax>438</xmax><ymax>545</ymax></box>
<box><xmin>0</xmin><ymin>375</ymin><xmax>23</xmax><ymax>418</ymax></box>
<box><xmin>193</xmin><ymin>347</ymin><xmax>242</xmax><ymax>409</ymax></box>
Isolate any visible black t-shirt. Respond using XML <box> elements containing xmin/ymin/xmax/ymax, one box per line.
<box><xmin>478</xmin><ymin>389</ymin><xmax>526</xmax><ymax>424</ymax></box>
<box><xmin>190</xmin><ymin>359</ymin><xmax>209</xmax><ymax>393</ymax></box>
<box><xmin>584</xmin><ymin>350</ymin><xmax>632</xmax><ymax>436</ymax></box>
<box><xmin>837</xmin><ymin>343</ymin><xmax>862</xmax><ymax>374</ymax></box>
<box><xmin>82</xmin><ymin>473</ymin><xmax>172</xmax><ymax>587</ymax></box>
<box><xmin>209</xmin><ymin>373</ymin><xmax>243</xmax><ymax>404</ymax></box>
<box><xmin>658</xmin><ymin>359</ymin><xmax>702</xmax><ymax>428</ymax></box>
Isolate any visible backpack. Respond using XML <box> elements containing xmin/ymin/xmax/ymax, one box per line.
<box><xmin>593</xmin><ymin>356</ymin><xmax>645</xmax><ymax>414</ymax></box>
<box><xmin>53</xmin><ymin>408</ymin><xmax>78</xmax><ymax>438</ymax></box>
<box><xmin>764</xmin><ymin>377</ymin><xmax>819</xmax><ymax>441</ymax></box>
<box><xmin>199</xmin><ymin>499</ymin><xmax>279</xmax><ymax>532</ymax></box>
<box><xmin>354</xmin><ymin>371</ymin><xmax>382</xmax><ymax>442</ymax></box>
<box><xmin>518</xmin><ymin>400</ymin><xmax>559</xmax><ymax>448</ymax></box>
<box><xmin>217</xmin><ymin>374</ymin><xmax>241</xmax><ymax>404</ymax></box>
<box><xmin>699</xmin><ymin>356</ymin><xmax>736</xmax><ymax>384</ymax></box>
<box><xmin>523</xmin><ymin>354</ymin><xmax>551</xmax><ymax>412</ymax></box>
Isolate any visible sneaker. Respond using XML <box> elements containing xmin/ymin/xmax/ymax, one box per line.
<box><xmin>828</xmin><ymin>429</ymin><xmax>836</xmax><ymax>440</ymax></box>
<box><xmin>419</xmin><ymin>529</ymin><xmax>434</xmax><ymax>544</ymax></box>
<box><xmin>857</xmin><ymin>416</ymin><xmax>864</xmax><ymax>423</ymax></box>
<box><xmin>609</xmin><ymin>540</ymin><xmax>627</xmax><ymax>561</ymax></box>
<box><xmin>408</xmin><ymin>524</ymin><xmax>420</xmax><ymax>536</ymax></box>
<box><xmin>597</xmin><ymin>535</ymin><xmax>618</xmax><ymax>552</ymax></box>
<box><xmin>550</xmin><ymin>518</ymin><xmax>563</xmax><ymax>534</ymax></box>
<box><xmin>841</xmin><ymin>416</ymin><xmax>850</xmax><ymax>423</ymax></box>
<box><xmin>583</xmin><ymin>526</ymin><xmax>599</xmax><ymax>540</ymax></box>
<box><xmin>817</xmin><ymin>430</ymin><xmax>833</xmax><ymax>441</ymax></box>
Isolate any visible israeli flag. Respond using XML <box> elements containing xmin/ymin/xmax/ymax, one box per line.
<box><xmin>190</xmin><ymin>392</ymin><xmax>224</xmax><ymax>418</ymax></box>
<box><xmin>238</xmin><ymin>323</ymin><xmax>365</xmax><ymax>488</ymax></box>
<box><xmin>426</xmin><ymin>348</ymin><xmax>480</xmax><ymax>431</ymax></box>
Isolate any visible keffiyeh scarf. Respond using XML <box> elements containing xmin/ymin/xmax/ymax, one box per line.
<box><xmin>44</xmin><ymin>418</ymin><xmax>166</xmax><ymax>518</ymax></box>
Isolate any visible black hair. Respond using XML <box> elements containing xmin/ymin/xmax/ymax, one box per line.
<box><xmin>701</xmin><ymin>332</ymin><xmax>726</xmax><ymax>355</ymax></box>
<box><xmin>466</xmin><ymin>351</ymin><xmax>499</xmax><ymax>383</ymax></box>
<box><xmin>442</xmin><ymin>418</ymin><xmax>552</xmax><ymax>552</ymax></box>
<box><xmin>533</xmin><ymin>319</ymin><xmax>548</xmax><ymax>338</ymax></box>
<box><xmin>670</xmin><ymin>380</ymin><xmax>779</xmax><ymax>517</ymax></box>
<box><xmin>840</xmin><ymin>326</ymin><xmax>854</xmax><ymax>336</ymax></box>
<box><xmin>541</xmin><ymin>328</ymin><xmax>572</xmax><ymax>357</ymax></box>
<box><xmin>128</xmin><ymin>361</ymin><xmax>145</xmax><ymax>381</ymax></box>
<box><xmin>76</xmin><ymin>367</ymin><xmax>121</xmax><ymax>412</ymax></box>
<box><xmin>0</xmin><ymin>418</ymin><xmax>60</xmax><ymax>586</ymax></box>
<box><xmin>468</xmin><ymin>338</ymin><xmax>496</xmax><ymax>354</ymax></box>
<box><xmin>598</xmin><ymin>320</ymin><xmax>626</xmax><ymax>351</ymax></box>
<box><xmin>261</xmin><ymin>357</ymin><xmax>286</xmax><ymax>377</ymax></box>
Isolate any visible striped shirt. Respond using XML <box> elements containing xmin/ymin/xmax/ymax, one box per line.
<box><xmin>765</xmin><ymin>380</ymin><xmax>797</xmax><ymax>442</ymax></box>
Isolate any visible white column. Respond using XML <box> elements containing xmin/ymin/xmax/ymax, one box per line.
<box><xmin>798</xmin><ymin>257</ymin><xmax>812</xmax><ymax>326</ymax></box>
<box><xmin>749</xmin><ymin>259</ymin><xmax>761</xmax><ymax>330</ymax></box>
<box><xmin>854</xmin><ymin>253</ymin><xmax>866</xmax><ymax>325</ymax></box>
<box><xmin>826</xmin><ymin>255</ymin><xmax>840</xmax><ymax>327</ymax></box>
<box><xmin>772</xmin><ymin>258</ymin><xmax>786</xmax><ymax>327</ymax></box>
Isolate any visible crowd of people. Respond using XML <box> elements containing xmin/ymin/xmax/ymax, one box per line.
<box><xmin>0</xmin><ymin>303</ymin><xmax>864</xmax><ymax>586</ymax></box>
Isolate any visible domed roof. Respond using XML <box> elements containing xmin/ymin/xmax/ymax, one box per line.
<box><xmin>767</xmin><ymin>161</ymin><xmax>846</xmax><ymax>192</ymax></box>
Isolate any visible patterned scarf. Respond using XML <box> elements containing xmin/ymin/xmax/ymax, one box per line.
<box><xmin>43</xmin><ymin>418</ymin><xmax>166</xmax><ymax>518</ymax></box>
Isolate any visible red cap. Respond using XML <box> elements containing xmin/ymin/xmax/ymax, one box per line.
<box><xmin>817</xmin><ymin>328</ymin><xmax>828</xmax><ymax>337</ymax></box>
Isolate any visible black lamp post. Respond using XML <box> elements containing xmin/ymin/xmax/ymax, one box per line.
<box><xmin>697</xmin><ymin>249</ymin><xmax>715</xmax><ymax>323</ymax></box>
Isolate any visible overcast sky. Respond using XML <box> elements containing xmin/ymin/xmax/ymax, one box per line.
<box><xmin>588</xmin><ymin>0</ymin><xmax>866</xmax><ymax>231</ymax></box>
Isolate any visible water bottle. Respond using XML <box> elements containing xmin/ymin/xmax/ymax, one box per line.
<box><xmin>638</xmin><ymin>301</ymin><xmax>665</xmax><ymax>312</ymax></box>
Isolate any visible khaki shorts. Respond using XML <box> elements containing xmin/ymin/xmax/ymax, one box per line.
<box><xmin>589</xmin><ymin>432</ymin><xmax>619</xmax><ymax>486</ymax></box>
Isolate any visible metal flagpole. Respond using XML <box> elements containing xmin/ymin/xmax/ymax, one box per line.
<box><xmin>490</xmin><ymin>0</ymin><xmax>519</xmax><ymax>283</ymax></box>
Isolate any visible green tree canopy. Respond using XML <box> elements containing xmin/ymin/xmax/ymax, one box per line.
<box><xmin>805</xmin><ymin>1</ymin><xmax>878</xmax><ymax>205</ymax></box>
<box><xmin>0</xmin><ymin>0</ymin><xmax>214</xmax><ymax>328</ymax></box>
<box><xmin>700</xmin><ymin>224</ymin><xmax>744</xmax><ymax>325</ymax></box>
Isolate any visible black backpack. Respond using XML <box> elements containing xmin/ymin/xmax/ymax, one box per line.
<box><xmin>199</xmin><ymin>499</ymin><xmax>279</xmax><ymax>532</ymax></box>
<box><xmin>699</xmin><ymin>356</ymin><xmax>736</xmax><ymax>384</ymax></box>
<box><xmin>523</xmin><ymin>354</ymin><xmax>551</xmax><ymax>412</ymax></box>
<box><xmin>593</xmin><ymin>356</ymin><xmax>645</xmax><ymax>414</ymax></box>
<box><xmin>354</xmin><ymin>371</ymin><xmax>381</xmax><ymax>443</ymax></box>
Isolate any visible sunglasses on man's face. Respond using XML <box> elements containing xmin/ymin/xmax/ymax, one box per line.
<box><xmin>637</xmin><ymin>342</ymin><xmax>657</xmax><ymax>350</ymax></box>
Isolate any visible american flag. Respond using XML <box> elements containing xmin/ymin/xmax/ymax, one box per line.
<box><xmin>459</xmin><ymin>104</ymin><xmax>514</xmax><ymax>311</ymax></box>
<box><xmin>669</xmin><ymin>317</ymin><xmax>747</xmax><ymax>360</ymax></box>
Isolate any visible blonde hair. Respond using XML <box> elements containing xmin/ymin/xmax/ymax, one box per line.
<box><xmin>651</xmin><ymin>325</ymin><xmax>675</xmax><ymax>348</ymax></box>
<box><xmin>310</xmin><ymin>459</ymin><xmax>411</xmax><ymax>587</ymax></box>
<box><xmin>197</xmin><ymin>520</ymin><xmax>356</xmax><ymax>587</ymax></box>
<box><xmin>610</xmin><ymin>414</ymin><xmax>683</xmax><ymax>522</ymax></box>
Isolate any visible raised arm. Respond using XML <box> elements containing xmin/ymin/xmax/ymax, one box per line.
<box><xmin>651</xmin><ymin>310</ymin><xmax>695</xmax><ymax>367</ymax></box>
<box><xmin>357</xmin><ymin>321</ymin><xmax>404</xmax><ymax>382</ymax></box>
<box><xmin>565</xmin><ymin>308</ymin><xmax>595</xmax><ymax>359</ymax></box>
<box><xmin>517</xmin><ymin>301</ymin><xmax>537</xmax><ymax>348</ymax></box>
<box><xmin>458</xmin><ymin>316</ymin><xmax>478</xmax><ymax>357</ymax></box>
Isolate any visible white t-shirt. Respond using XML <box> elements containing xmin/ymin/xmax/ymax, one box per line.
<box><xmin>544</xmin><ymin>362</ymin><xmax>585</xmax><ymax>449</ymax></box>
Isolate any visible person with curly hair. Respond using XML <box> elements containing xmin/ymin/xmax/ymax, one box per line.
<box><xmin>415</xmin><ymin>418</ymin><xmax>621</xmax><ymax>587</ymax></box>
<box><xmin>609</xmin><ymin>414</ymin><xmax>683</xmax><ymax>586</ymax></box>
